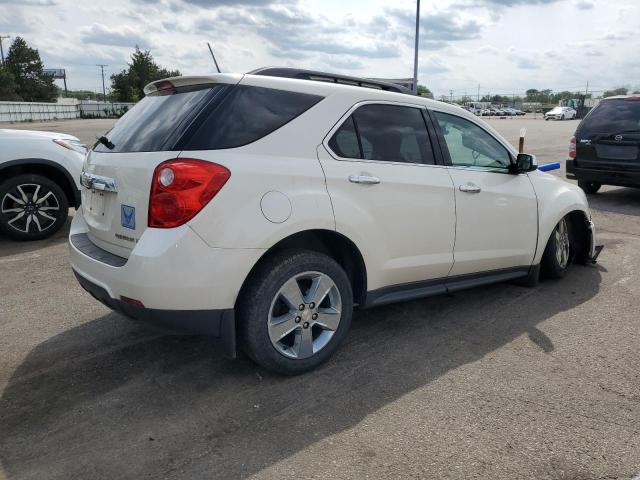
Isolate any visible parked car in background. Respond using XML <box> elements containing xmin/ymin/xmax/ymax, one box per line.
<box><xmin>69</xmin><ymin>69</ymin><xmax>600</xmax><ymax>375</ymax></box>
<box><xmin>545</xmin><ymin>106</ymin><xmax>577</xmax><ymax>121</ymax></box>
<box><xmin>566</xmin><ymin>95</ymin><xmax>640</xmax><ymax>194</ymax></box>
<box><xmin>0</xmin><ymin>130</ymin><xmax>84</xmax><ymax>240</ymax></box>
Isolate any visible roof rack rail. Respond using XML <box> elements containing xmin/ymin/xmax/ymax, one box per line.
<box><xmin>247</xmin><ymin>67</ymin><xmax>414</xmax><ymax>95</ymax></box>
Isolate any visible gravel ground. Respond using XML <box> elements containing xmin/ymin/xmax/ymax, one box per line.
<box><xmin>1</xmin><ymin>116</ymin><xmax>639</xmax><ymax>480</ymax></box>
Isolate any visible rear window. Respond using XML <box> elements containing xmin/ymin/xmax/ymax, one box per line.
<box><xmin>579</xmin><ymin>99</ymin><xmax>640</xmax><ymax>133</ymax></box>
<box><xmin>182</xmin><ymin>85</ymin><xmax>323</xmax><ymax>150</ymax></box>
<box><xmin>94</xmin><ymin>85</ymin><xmax>219</xmax><ymax>153</ymax></box>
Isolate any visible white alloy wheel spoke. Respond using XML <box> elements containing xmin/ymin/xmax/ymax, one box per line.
<box><xmin>32</xmin><ymin>185</ymin><xmax>41</xmax><ymax>203</ymax></box>
<box><xmin>8</xmin><ymin>211</ymin><xmax>26</xmax><ymax>226</ymax></box>
<box><xmin>16</xmin><ymin>185</ymin><xmax>29</xmax><ymax>203</ymax></box>
<box><xmin>314</xmin><ymin>307</ymin><xmax>341</xmax><ymax>331</ymax></box>
<box><xmin>36</xmin><ymin>191</ymin><xmax>53</xmax><ymax>205</ymax></box>
<box><xmin>294</xmin><ymin>327</ymin><xmax>314</xmax><ymax>359</ymax></box>
<box><xmin>269</xmin><ymin>312</ymin><xmax>299</xmax><ymax>342</ymax></box>
<box><xmin>1</xmin><ymin>207</ymin><xmax>23</xmax><ymax>213</ymax></box>
<box><xmin>279</xmin><ymin>277</ymin><xmax>305</xmax><ymax>309</ymax></box>
<box><xmin>38</xmin><ymin>211</ymin><xmax>57</xmax><ymax>222</ymax></box>
<box><xmin>5</xmin><ymin>193</ymin><xmax>25</xmax><ymax>206</ymax></box>
<box><xmin>306</xmin><ymin>275</ymin><xmax>334</xmax><ymax>306</ymax></box>
<box><xmin>32</xmin><ymin>215</ymin><xmax>43</xmax><ymax>232</ymax></box>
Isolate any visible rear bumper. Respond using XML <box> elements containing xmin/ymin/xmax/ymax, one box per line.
<box><xmin>69</xmin><ymin>208</ymin><xmax>266</xmax><ymax>354</ymax></box>
<box><xmin>566</xmin><ymin>159</ymin><xmax>640</xmax><ymax>187</ymax></box>
<box><xmin>73</xmin><ymin>269</ymin><xmax>236</xmax><ymax>356</ymax></box>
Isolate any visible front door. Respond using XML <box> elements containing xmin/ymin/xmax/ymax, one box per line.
<box><xmin>430</xmin><ymin>110</ymin><xmax>538</xmax><ymax>276</ymax></box>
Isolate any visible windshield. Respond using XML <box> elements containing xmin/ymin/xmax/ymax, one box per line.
<box><xmin>579</xmin><ymin>99</ymin><xmax>640</xmax><ymax>133</ymax></box>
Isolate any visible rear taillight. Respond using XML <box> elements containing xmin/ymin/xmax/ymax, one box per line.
<box><xmin>148</xmin><ymin>158</ymin><xmax>230</xmax><ymax>228</ymax></box>
<box><xmin>569</xmin><ymin>136</ymin><xmax>576</xmax><ymax>159</ymax></box>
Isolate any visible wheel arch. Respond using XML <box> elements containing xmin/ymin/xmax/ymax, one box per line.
<box><xmin>0</xmin><ymin>159</ymin><xmax>80</xmax><ymax>208</ymax></box>
<box><xmin>535</xmin><ymin>203</ymin><xmax>591</xmax><ymax>265</ymax></box>
<box><xmin>236</xmin><ymin>229</ymin><xmax>368</xmax><ymax>308</ymax></box>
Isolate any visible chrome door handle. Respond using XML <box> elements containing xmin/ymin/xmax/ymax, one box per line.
<box><xmin>349</xmin><ymin>175</ymin><xmax>380</xmax><ymax>185</ymax></box>
<box><xmin>459</xmin><ymin>183</ymin><xmax>481</xmax><ymax>193</ymax></box>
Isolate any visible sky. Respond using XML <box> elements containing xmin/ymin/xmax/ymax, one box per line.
<box><xmin>0</xmin><ymin>0</ymin><xmax>638</xmax><ymax>98</ymax></box>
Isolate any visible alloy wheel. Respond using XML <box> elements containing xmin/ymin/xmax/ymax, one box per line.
<box><xmin>267</xmin><ymin>271</ymin><xmax>342</xmax><ymax>360</ymax></box>
<box><xmin>1</xmin><ymin>183</ymin><xmax>60</xmax><ymax>234</ymax></box>
<box><xmin>554</xmin><ymin>218</ymin><xmax>570</xmax><ymax>269</ymax></box>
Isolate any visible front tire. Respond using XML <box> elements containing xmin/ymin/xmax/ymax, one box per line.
<box><xmin>541</xmin><ymin>217</ymin><xmax>572</xmax><ymax>279</ymax></box>
<box><xmin>238</xmin><ymin>250</ymin><xmax>353</xmax><ymax>375</ymax></box>
<box><xmin>578</xmin><ymin>181</ymin><xmax>601</xmax><ymax>194</ymax></box>
<box><xmin>0</xmin><ymin>174</ymin><xmax>69</xmax><ymax>241</ymax></box>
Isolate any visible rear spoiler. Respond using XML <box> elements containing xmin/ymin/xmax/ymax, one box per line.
<box><xmin>143</xmin><ymin>74</ymin><xmax>242</xmax><ymax>95</ymax></box>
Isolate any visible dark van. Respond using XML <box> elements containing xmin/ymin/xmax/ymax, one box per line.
<box><xmin>566</xmin><ymin>95</ymin><xmax>640</xmax><ymax>193</ymax></box>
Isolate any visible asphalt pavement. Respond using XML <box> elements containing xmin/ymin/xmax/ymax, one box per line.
<box><xmin>1</xmin><ymin>116</ymin><xmax>639</xmax><ymax>480</ymax></box>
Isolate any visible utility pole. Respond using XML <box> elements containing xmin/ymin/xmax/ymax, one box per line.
<box><xmin>96</xmin><ymin>64</ymin><xmax>108</xmax><ymax>102</ymax></box>
<box><xmin>412</xmin><ymin>0</ymin><xmax>420</xmax><ymax>95</ymax></box>
<box><xmin>0</xmin><ymin>35</ymin><xmax>10</xmax><ymax>65</ymax></box>
<box><xmin>450</xmin><ymin>89</ymin><xmax>453</xmax><ymax>102</ymax></box>
<box><xmin>477</xmin><ymin>84</ymin><xmax>480</xmax><ymax>101</ymax></box>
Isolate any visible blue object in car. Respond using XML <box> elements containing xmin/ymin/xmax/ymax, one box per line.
<box><xmin>539</xmin><ymin>162</ymin><xmax>560</xmax><ymax>172</ymax></box>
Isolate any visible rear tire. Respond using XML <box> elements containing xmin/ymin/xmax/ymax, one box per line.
<box><xmin>541</xmin><ymin>217</ymin><xmax>572</xmax><ymax>279</ymax></box>
<box><xmin>578</xmin><ymin>181</ymin><xmax>601</xmax><ymax>194</ymax></box>
<box><xmin>0</xmin><ymin>174</ymin><xmax>69</xmax><ymax>241</ymax></box>
<box><xmin>237</xmin><ymin>250</ymin><xmax>353</xmax><ymax>375</ymax></box>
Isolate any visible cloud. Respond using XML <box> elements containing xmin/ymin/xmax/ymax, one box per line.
<box><xmin>420</xmin><ymin>56</ymin><xmax>450</xmax><ymax>75</ymax></box>
<box><xmin>386</xmin><ymin>8</ymin><xmax>483</xmax><ymax>46</ymax></box>
<box><xmin>601</xmin><ymin>31</ymin><xmax>632</xmax><ymax>41</ymax></box>
<box><xmin>81</xmin><ymin>23</ymin><xmax>152</xmax><ymax>48</ymax></box>
<box><xmin>0</xmin><ymin>0</ymin><xmax>56</xmax><ymax>4</ymax></box>
<box><xmin>574</xmin><ymin>0</ymin><xmax>594</xmax><ymax>9</ymax></box>
<box><xmin>198</xmin><ymin>5</ymin><xmax>404</xmax><ymax>60</ymax></box>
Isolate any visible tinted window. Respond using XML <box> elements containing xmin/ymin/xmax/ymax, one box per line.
<box><xmin>434</xmin><ymin>111</ymin><xmax>511</xmax><ymax>169</ymax></box>
<box><xmin>184</xmin><ymin>86</ymin><xmax>323</xmax><ymax>150</ymax></box>
<box><xmin>328</xmin><ymin>116</ymin><xmax>360</xmax><ymax>158</ymax></box>
<box><xmin>94</xmin><ymin>85</ymin><xmax>217</xmax><ymax>153</ymax></box>
<box><xmin>579</xmin><ymin>99</ymin><xmax>640</xmax><ymax>133</ymax></box>
<box><xmin>352</xmin><ymin>104</ymin><xmax>435</xmax><ymax>164</ymax></box>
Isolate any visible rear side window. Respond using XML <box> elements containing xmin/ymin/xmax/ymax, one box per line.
<box><xmin>328</xmin><ymin>117</ymin><xmax>360</xmax><ymax>159</ymax></box>
<box><xmin>94</xmin><ymin>85</ymin><xmax>218</xmax><ymax>153</ymax></box>
<box><xmin>183</xmin><ymin>86</ymin><xmax>323</xmax><ymax>150</ymax></box>
<box><xmin>580</xmin><ymin>99</ymin><xmax>640</xmax><ymax>133</ymax></box>
<box><xmin>328</xmin><ymin>104</ymin><xmax>435</xmax><ymax>164</ymax></box>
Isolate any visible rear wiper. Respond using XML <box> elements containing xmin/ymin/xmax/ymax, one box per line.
<box><xmin>96</xmin><ymin>135</ymin><xmax>114</xmax><ymax>150</ymax></box>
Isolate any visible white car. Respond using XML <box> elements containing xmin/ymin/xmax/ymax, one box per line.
<box><xmin>545</xmin><ymin>106</ymin><xmax>577</xmax><ymax>121</ymax></box>
<box><xmin>69</xmin><ymin>69</ymin><xmax>600</xmax><ymax>375</ymax></box>
<box><xmin>0</xmin><ymin>129</ymin><xmax>85</xmax><ymax>240</ymax></box>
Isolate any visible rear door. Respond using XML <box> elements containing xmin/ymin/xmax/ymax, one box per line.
<box><xmin>575</xmin><ymin>98</ymin><xmax>640</xmax><ymax>173</ymax></box>
<box><xmin>319</xmin><ymin>102</ymin><xmax>456</xmax><ymax>291</ymax></box>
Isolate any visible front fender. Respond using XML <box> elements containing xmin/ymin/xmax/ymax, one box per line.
<box><xmin>529</xmin><ymin>171</ymin><xmax>592</xmax><ymax>264</ymax></box>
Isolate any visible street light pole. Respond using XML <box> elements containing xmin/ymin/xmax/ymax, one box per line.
<box><xmin>0</xmin><ymin>35</ymin><xmax>10</xmax><ymax>65</ymax></box>
<box><xmin>412</xmin><ymin>0</ymin><xmax>420</xmax><ymax>95</ymax></box>
<box><xmin>96</xmin><ymin>64</ymin><xmax>108</xmax><ymax>102</ymax></box>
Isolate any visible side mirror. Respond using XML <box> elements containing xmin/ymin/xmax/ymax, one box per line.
<box><xmin>510</xmin><ymin>153</ymin><xmax>538</xmax><ymax>174</ymax></box>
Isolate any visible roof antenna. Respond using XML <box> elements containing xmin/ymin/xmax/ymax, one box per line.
<box><xmin>207</xmin><ymin>42</ymin><xmax>221</xmax><ymax>73</ymax></box>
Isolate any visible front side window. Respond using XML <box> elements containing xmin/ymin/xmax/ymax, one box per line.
<box><xmin>433</xmin><ymin>111</ymin><xmax>511</xmax><ymax>170</ymax></box>
<box><xmin>328</xmin><ymin>104</ymin><xmax>436</xmax><ymax>164</ymax></box>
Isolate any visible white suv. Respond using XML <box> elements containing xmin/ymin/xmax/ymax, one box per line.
<box><xmin>69</xmin><ymin>69</ymin><xmax>600</xmax><ymax>375</ymax></box>
<box><xmin>0</xmin><ymin>129</ymin><xmax>85</xmax><ymax>240</ymax></box>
